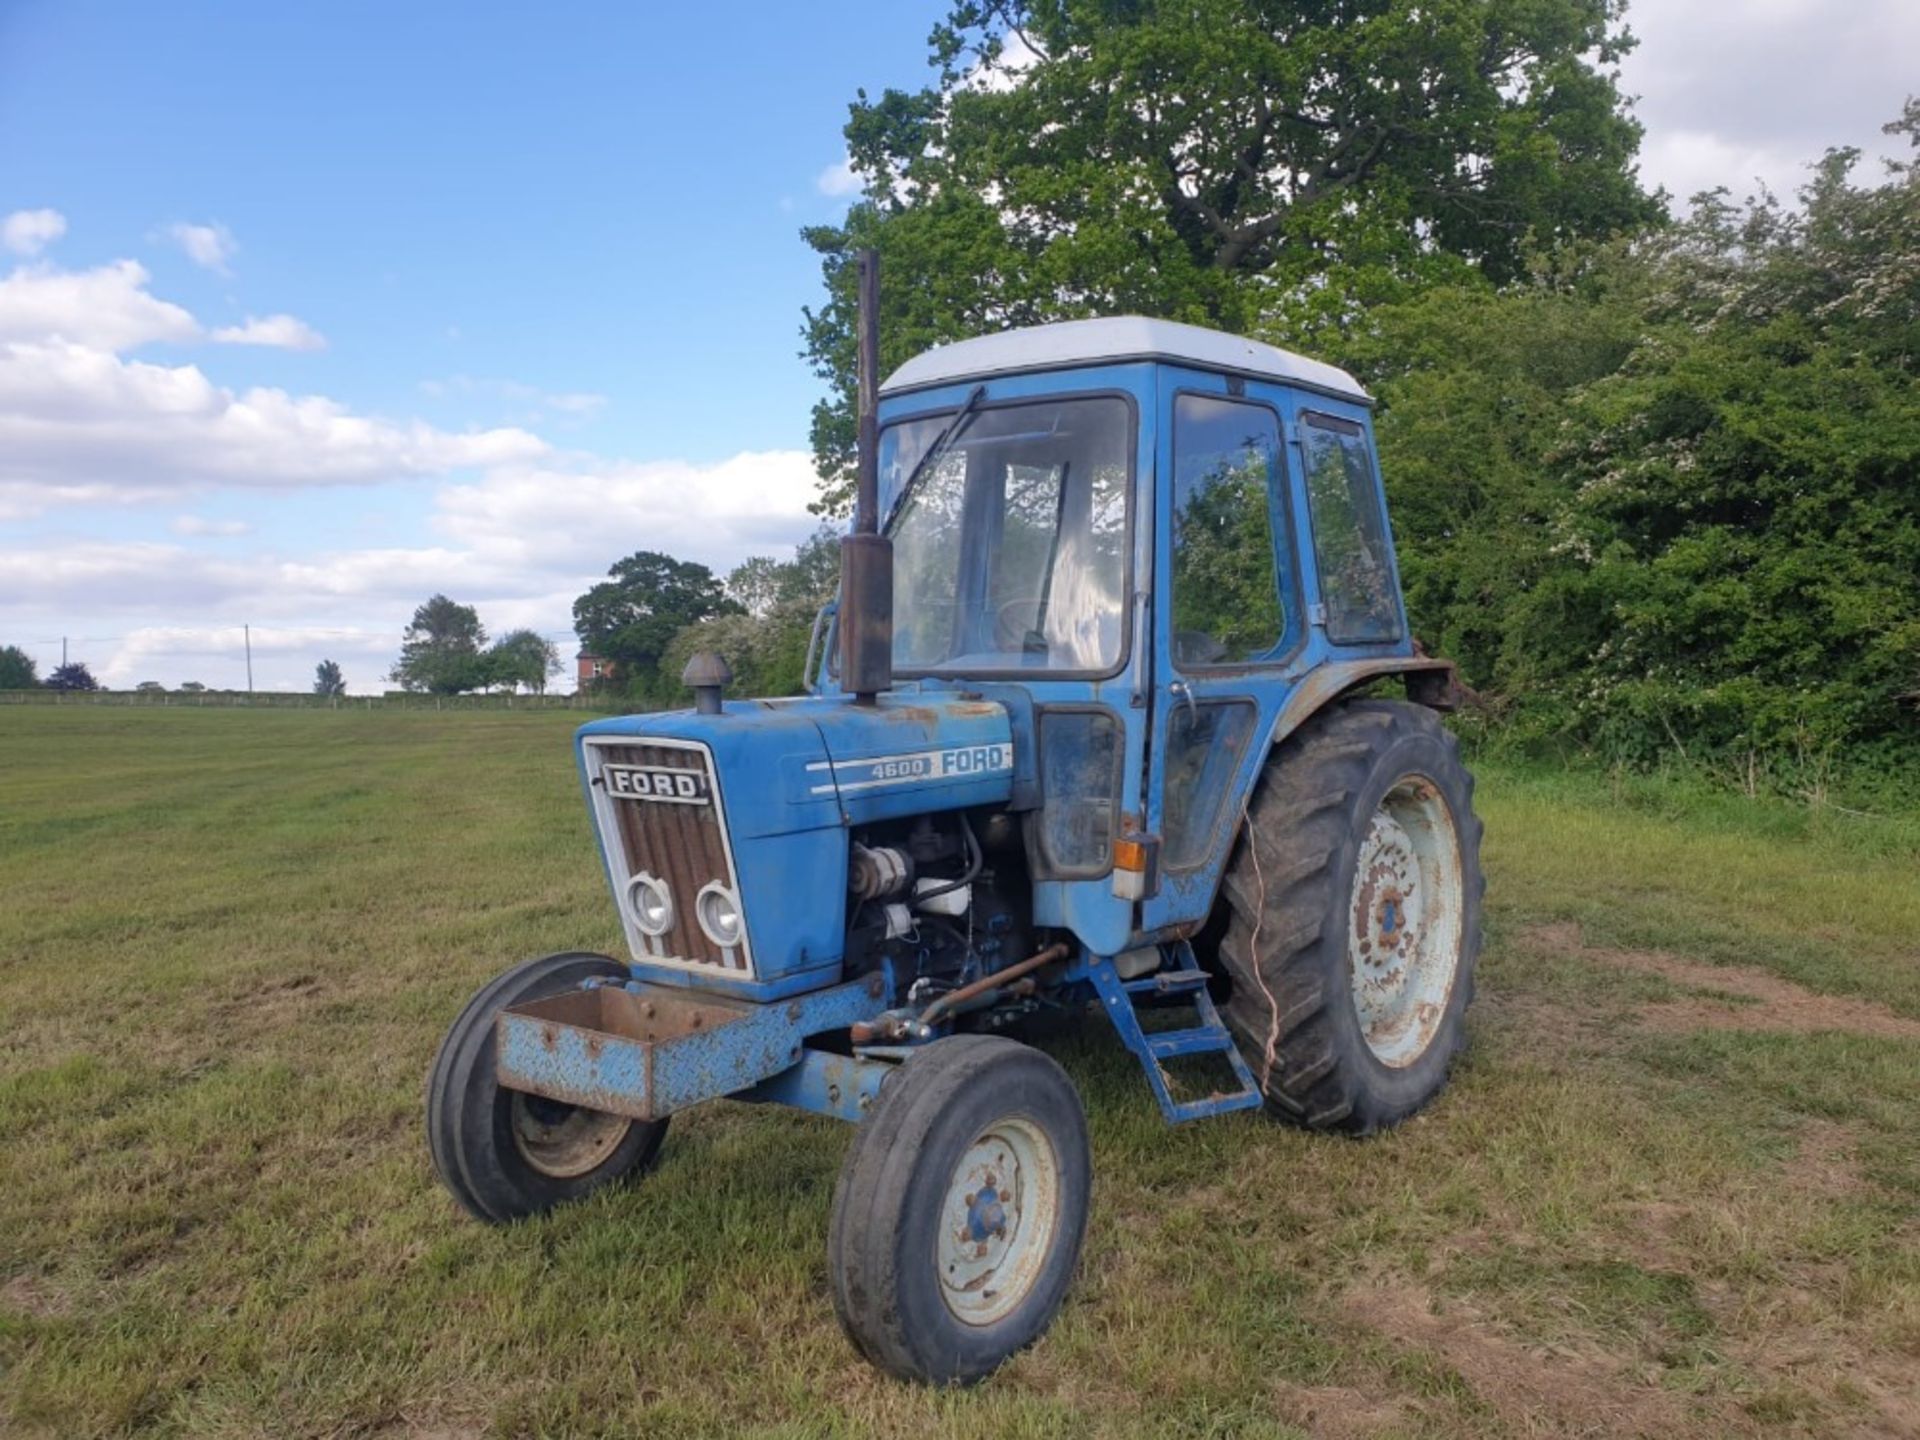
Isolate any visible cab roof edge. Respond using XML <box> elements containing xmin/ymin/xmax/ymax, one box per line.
<box><xmin>878</xmin><ymin>316</ymin><xmax>1370</xmax><ymax>405</ymax></box>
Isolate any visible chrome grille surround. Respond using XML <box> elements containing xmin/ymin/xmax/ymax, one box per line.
<box><xmin>582</xmin><ymin>736</ymin><xmax>753</xmax><ymax>976</ymax></box>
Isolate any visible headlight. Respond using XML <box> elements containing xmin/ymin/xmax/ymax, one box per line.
<box><xmin>627</xmin><ymin>873</ymin><xmax>674</xmax><ymax>936</ymax></box>
<box><xmin>695</xmin><ymin>882</ymin><xmax>743</xmax><ymax>948</ymax></box>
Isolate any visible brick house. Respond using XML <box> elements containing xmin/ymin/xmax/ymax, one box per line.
<box><xmin>576</xmin><ymin>651</ymin><xmax>613</xmax><ymax>687</ymax></box>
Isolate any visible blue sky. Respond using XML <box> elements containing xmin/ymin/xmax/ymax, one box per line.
<box><xmin>1</xmin><ymin>0</ymin><xmax>1915</xmax><ymax>692</ymax></box>
<box><xmin>1</xmin><ymin>1</ymin><xmax>922</xmax><ymax>458</ymax></box>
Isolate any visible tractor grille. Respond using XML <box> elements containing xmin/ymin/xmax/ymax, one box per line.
<box><xmin>586</xmin><ymin>738</ymin><xmax>750</xmax><ymax>974</ymax></box>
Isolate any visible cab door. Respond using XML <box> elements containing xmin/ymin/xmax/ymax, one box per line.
<box><xmin>1138</xmin><ymin>371</ymin><xmax>1306</xmax><ymax>935</ymax></box>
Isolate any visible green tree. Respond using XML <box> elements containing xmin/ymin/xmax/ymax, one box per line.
<box><xmin>313</xmin><ymin>659</ymin><xmax>347</xmax><ymax>697</ymax></box>
<box><xmin>725</xmin><ymin>556</ymin><xmax>786</xmax><ymax>618</ymax></box>
<box><xmin>179</xmin><ymin>681</ymin><xmax>206</xmax><ymax>694</ymax></box>
<box><xmin>573</xmin><ymin>552</ymin><xmax>740</xmax><ymax>697</ymax></box>
<box><xmin>670</xmin><ymin>529</ymin><xmax>845</xmax><ymax>702</ymax></box>
<box><xmin>727</xmin><ymin>526</ymin><xmax>843</xmax><ymax>618</ymax></box>
<box><xmin>485</xmin><ymin>629</ymin><xmax>562</xmax><ymax>694</ymax></box>
<box><xmin>45</xmin><ymin>662</ymin><xmax>98</xmax><ymax>692</ymax></box>
<box><xmin>663</xmin><ymin>604</ymin><xmax>821</xmax><ymax>703</ymax></box>
<box><xmin>802</xmin><ymin>0</ymin><xmax>1659</xmax><ymax>509</ymax></box>
<box><xmin>390</xmin><ymin>595</ymin><xmax>488</xmax><ymax>695</ymax></box>
<box><xmin>0</xmin><ymin>645</ymin><xmax>36</xmax><ymax>689</ymax></box>
<box><xmin>1330</xmin><ymin>108</ymin><xmax>1920</xmax><ymax>770</ymax></box>
<box><xmin>775</xmin><ymin>525</ymin><xmax>842</xmax><ymax>607</ymax></box>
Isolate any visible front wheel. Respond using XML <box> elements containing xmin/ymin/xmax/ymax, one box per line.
<box><xmin>1215</xmin><ymin>699</ymin><xmax>1484</xmax><ymax>1134</ymax></box>
<box><xmin>426</xmin><ymin>951</ymin><xmax>668</xmax><ymax>1223</ymax></box>
<box><xmin>828</xmin><ymin>1035</ymin><xmax>1092</xmax><ymax>1384</ymax></box>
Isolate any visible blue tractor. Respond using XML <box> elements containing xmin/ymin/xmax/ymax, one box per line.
<box><xmin>427</xmin><ymin>255</ymin><xmax>1484</xmax><ymax>1384</ymax></box>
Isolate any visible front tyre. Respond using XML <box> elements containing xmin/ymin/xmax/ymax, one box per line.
<box><xmin>828</xmin><ymin>1035</ymin><xmax>1091</xmax><ymax>1385</ymax></box>
<box><xmin>426</xmin><ymin>951</ymin><xmax>668</xmax><ymax>1223</ymax></box>
<box><xmin>1216</xmin><ymin>699</ymin><xmax>1484</xmax><ymax>1134</ymax></box>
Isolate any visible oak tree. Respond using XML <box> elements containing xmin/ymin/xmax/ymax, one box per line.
<box><xmin>803</xmin><ymin>0</ymin><xmax>1658</xmax><ymax>509</ymax></box>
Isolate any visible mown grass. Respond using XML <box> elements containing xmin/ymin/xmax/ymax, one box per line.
<box><xmin>2</xmin><ymin>707</ymin><xmax>1917</xmax><ymax>1438</ymax></box>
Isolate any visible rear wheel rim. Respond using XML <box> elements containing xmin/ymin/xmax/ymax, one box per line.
<box><xmin>1348</xmin><ymin>774</ymin><xmax>1465</xmax><ymax>1068</ymax></box>
<box><xmin>937</xmin><ymin>1115</ymin><xmax>1060</xmax><ymax>1327</ymax></box>
<box><xmin>508</xmin><ymin>1090</ymin><xmax>632</xmax><ymax>1179</ymax></box>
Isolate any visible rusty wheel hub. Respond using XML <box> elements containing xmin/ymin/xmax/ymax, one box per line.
<box><xmin>508</xmin><ymin>1090</ymin><xmax>632</xmax><ymax>1179</ymax></box>
<box><xmin>1348</xmin><ymin>776</ymin><xmax>1464</xmax><ymax>1068</ymax></box>
<box><xmin>937</xmin><ymin>1116</ymin><xmax>1060</xmax><ymax>1326</ymax></box>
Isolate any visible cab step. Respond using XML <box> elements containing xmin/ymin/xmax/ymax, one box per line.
<box><xmin>1122</xmin><ymin>968</ymin><xmax>1210</xmax><ymax>997</ymax></box>
<box><xmin>1091</xmin><ymin>943</ymin><xmax>1264</xmax><ymax>1124</ymax></box>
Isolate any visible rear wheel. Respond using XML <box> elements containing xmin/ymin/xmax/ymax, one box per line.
<box><xmin>426</xmin><ymin>952</ymin><xmax>668</xmax><ymax>1222</ymax></box>
<box><xmin>1214</xmin><ymin>699</ymin><xmax>1483</xmax><ymax>1133</ymax></box>
<box><xmin>828</xmin><ymin>1035</ymin><xmax>1091</xmax><ymax>1384</ymax></box>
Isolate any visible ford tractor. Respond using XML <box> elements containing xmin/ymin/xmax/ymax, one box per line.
<box><xmin>426</xmin><ymin>254</ymin><xmax>1484</xmax><ymax>1384</ymax></box>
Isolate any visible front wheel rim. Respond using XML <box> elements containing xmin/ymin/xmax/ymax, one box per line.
<box><xmin>1348</xmin><ymin>774</ymin><xmax>1466</xmax><ymax>1068</ymax></box>
<box><xmin>937</xmin><ymin>1115</ymin><xmax>1060</xmax><ymax>1327</ymax></box>
<box><xmin>508</xmin><ymin>1090</ymin><xmax>632</xmax><ymax>1179</ymax></box>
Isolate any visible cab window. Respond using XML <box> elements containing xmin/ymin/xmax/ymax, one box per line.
<box><xmin>1169</xmin><ymin>395</ymin><xmax>1289</xmax><ymax>669</ymax></box>
<box><xmin>1301</xmin><ymin>415</ymin><xmax>1401</xmax><ymax>644</ymax></box>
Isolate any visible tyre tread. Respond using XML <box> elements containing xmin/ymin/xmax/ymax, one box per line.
<box><xmin>828</xmin><ymin>1035</ymin><xmax>1090</xmax><ymax>1384</ymax></box>
<box><xmin>1214</xmin><ymin>699</ymin><xmax>1484</xmax><ymax>1135</ymax></box>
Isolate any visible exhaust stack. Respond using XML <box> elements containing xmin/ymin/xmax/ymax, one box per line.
<box><xmin>838</xmin><ymin>248</ymin><xmax>893</xmax><ymax>703</ymax></box>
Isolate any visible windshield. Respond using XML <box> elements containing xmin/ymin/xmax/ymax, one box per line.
<box><xmin>880</xmin><ymin>396</ymin><xmax>1131</xmax><ymax>674</ymax></box>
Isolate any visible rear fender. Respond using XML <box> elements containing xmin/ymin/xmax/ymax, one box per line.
<box><xmin>1128</xmin><ymin>655</ymin><xmax>1465</xmax><ymax>950</ymax></box>
<box><xmin>1265</xmin><ymin>656</ymin><xmax>1462</xmax><ymax>755</ymax></box>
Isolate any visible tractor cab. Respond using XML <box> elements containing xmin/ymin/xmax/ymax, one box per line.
<box><xmin>826</xmin><ymin>316</ymin><xmax>1451</xmax><ymax>961</ymax></box>
<box><xmin>427</xmin><ymin>289</ymin><xmax>1481</xmax><ymax>1387</ymax></box>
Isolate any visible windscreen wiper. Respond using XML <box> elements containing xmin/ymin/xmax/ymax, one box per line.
<box><xmin>883</xmin><ymin>383</ymin><xmax>986</xmax><ymax>529</ymax></box>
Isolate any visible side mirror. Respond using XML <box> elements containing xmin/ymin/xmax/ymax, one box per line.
<box><xmin>803</xmin><ymin>600</ymin><xmax>838</xmax><ymax>696</ymax></box>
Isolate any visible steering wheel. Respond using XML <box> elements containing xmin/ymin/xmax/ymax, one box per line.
<box><xmin>994</xmin><ymin>597</ymin><xmax>1048</xmax><ymax>652</ymax></box>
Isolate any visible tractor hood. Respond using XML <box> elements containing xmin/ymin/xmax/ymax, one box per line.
<box><xmin>576</xmin><ymin>692</ymin><xmax>1016</xmax><ymax>838</ymax></box>
<box><xmin>573</xmin><ymin>693</ymin><xmax>1018</xmax><ymax>1001</ymax></box>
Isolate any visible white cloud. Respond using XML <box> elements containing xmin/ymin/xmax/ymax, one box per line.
<box><xmin>210</xmin><ymin>313</ymin><xmax>327</xmax><ymax>351</ymax></box>
<box><xmin>0</xmin><ymin>337</ymin><xmax>547</xmax><ymax>516</ymax></box>
<box><xmin>0</xmin><ymin>238</ymin><xmax>825</xmax><ymax>694</ymax></box>
<box><xmin>0</xmin><ymin>446</ymin><xmax>825</xmax><ymax>691</ymax></box>
<box><xmin>165</xmin><ymin>220</ymin><xmax>237</xmax><ymax>273</ymax></box>
<box><xmin>2</xmin><ymin>454</ymin><xmax>825</xmax><ymax>611</ymax></box>
<box><xmin>432</xmin><ymin>450</ymin><xmax>823</xmax><ymax>574</ymax></box>
<box><xmin>0</xmin><ymin>259</ymin><xmax>198</xmax><ymax>351</ymax></box>
<box><xmin>1623</xmin><ymin>0</ymin><xmax>1920</xmax><ymax>202</ymax></box>
<box><xmin>960</xmin><ymin>28</ymin><xmax>1043</xmax><ymax>95</ymax></box>
<box><xmin>816</xmin><ymin>156</ymin><xmax>862</xmax><ymax>197</ymax></box>
<box><xmin>1634</xmin><ymin>130</ymin><xmax>1808</xmax><ymax>209</ymax></box>
<box><xmin>84</xmin><ymin>623</ymin><xmax>398</xmax><ymax>692</ymax></box>
<box><xmin>2</xmin><ymin>209</ymin><xmax>66</xmax><ymax>257</ymax></box>
<box><xmin>171</xmin><ymin>514</ymin><xmax>251</xmax><ymax>536</ymax></box>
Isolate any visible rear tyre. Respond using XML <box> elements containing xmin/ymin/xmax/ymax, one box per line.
<box><xmin>426</xmin><ymin>951</ymin><xmax>668</xmax><ymax>1223</ymax></box>
<box><xmin>1214</xmin><ymin>699</ymin><xmax>1484</xmax><ymax>1134</ymax></box>
<box><xmin>828</xmin><ymin>1035</ymin><xmax>1091</xmax><ymax>1385</ymax></box>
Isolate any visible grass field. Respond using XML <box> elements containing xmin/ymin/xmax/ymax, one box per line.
<box><xmin>3</xmin><ymin>707</ymin><xmax>1918</xmax><ymax>1439</ymax></box>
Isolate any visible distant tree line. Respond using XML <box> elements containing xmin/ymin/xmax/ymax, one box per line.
<box><xmin>572</xmin><ymin>526</ymin><xmax>841</xmax><ymax>705</ymax></box>
<box><xmin>0</xmin><ymin>648</ymin><xmax>102</xmax><ymax>691</ymax></box>
<box><xmin>386</xmin><ymin>600</ymin><xmax>563</xmax><ymax>696</ymax></box>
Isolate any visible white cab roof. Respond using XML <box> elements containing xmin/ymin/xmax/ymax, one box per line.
<box><xmin>880</xmin><ymin>316</ymin><xmax>1369</xmax><ymax>403</ymax></box>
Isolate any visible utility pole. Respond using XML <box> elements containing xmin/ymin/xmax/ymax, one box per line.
<box><xmin>62</xmin><ymin>636</ymin><xmax>67</xmax><ymax>668</ymax></box>
<box><xmin>244</xmin><ymin>624</ymin><xmax>253</xmax><ymax>694</ymax></box>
